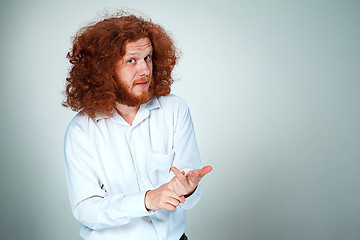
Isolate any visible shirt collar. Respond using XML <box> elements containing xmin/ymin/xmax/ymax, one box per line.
<box><xmin>93</xmin><ymin>96</ymin><xmax>161</xmax><ymax>123</ymax></box>
<box><xmin>139</xmin><ymin>96</ymin><xmax>161</xmax><ymax>112</ymax></box>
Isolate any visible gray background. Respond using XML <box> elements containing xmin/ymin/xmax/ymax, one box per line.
<box><xmin>1</xmin><ymin>0</ymin><xmax>359</xmax><ymax>239</ymax></box>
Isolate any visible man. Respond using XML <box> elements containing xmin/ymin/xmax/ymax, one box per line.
<box><xmin>63</xmin><ymin>12</ymin><xmax>212</xmax><ymax>240</ymax></box>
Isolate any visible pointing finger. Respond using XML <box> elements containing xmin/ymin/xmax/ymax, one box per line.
<box><xmin>171</xmin><ymin>166</ymin><xmax>182</xmax><ymax>176</ymax></box>
<box><xmin>171</xmin><ymin>167</ymin><xmax>188</xmax><ymax>185</ymax></box>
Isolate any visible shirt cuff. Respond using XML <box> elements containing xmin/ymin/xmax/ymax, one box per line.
<box><xmin>180</xmin><ymin>183</ymin><xmax>202</xmax><ymax>209</ymax></box>
<box><xmin>122</xmin><ymin>190</ymin><xmax>154</xmax><ymax>217</ymax></box>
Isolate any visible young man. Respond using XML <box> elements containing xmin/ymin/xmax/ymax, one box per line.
<box><xmin>63</xmin><ymin>13</ymin><xmax>212</xmax><ymax>240</ymax></box>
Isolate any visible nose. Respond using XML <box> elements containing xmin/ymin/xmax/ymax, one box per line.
<box><xmin>138</xmin><ymin>59</ymin><xmax>151</xmax><ymax>76</ymax></box>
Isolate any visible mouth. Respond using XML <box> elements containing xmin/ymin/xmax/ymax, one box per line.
<box><xmin>133</xmin><ymin>77</ymin><xmax>152</xmax><ymax>88</ymax></box>
<box><xmin>134</xmin><ymin>81</ymin><xmax>149</xmax><ymax>88</ymax></box>
<box><xmin>132</xmin><ymin>76</ymin><xmax>152</xmax><ymax>89</ymax></box>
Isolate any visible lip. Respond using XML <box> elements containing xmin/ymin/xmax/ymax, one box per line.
<box><xmin>134</xmin><ymin>81</ymin><xmax>149</xmax><ymax>88</ymax></box>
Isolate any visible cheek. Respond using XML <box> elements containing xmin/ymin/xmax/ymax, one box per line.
<box><xmin>117</xmin><ymin>68</ymin><xmax>136</xmax><ymax>83</ymax></box>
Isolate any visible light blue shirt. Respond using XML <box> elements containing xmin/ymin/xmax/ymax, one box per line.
<box><xmin>64</xmin><ymin>94</ymin><xmax>202</xmax><ymax>240</ymax></box>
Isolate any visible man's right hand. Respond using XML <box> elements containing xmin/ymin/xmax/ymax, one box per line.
<box><xmin>145</xmin><ymin>181</ymin><xmax>185</xmax><ymax>211</ymax></box>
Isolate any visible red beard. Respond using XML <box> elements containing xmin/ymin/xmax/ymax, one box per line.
<box><xmin>115</xmin><ymin>76</ymin><xmax>154</xmax><ymax>107</ymax></box>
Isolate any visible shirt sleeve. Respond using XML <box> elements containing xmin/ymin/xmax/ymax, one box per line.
<box><xmin>64</xmin><ymin>118</ymin><xmax>152</xmax><ymax>230</ymax></box>
<box><xmin>170</xmin><ymin>101</ymin><xmax>203</xmax><ymax>209</ymax></box>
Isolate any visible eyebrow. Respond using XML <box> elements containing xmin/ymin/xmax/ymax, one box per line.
<box><xmin>124</xmin><ymin>50</ymin><xmax>153</xmax><ymax>57</ymax></box>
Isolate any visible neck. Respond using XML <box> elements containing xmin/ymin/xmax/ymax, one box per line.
<box><xmin>114</xmin><ymin>102</ymin><xmax>140</xmax><ymax>125</ymax></box>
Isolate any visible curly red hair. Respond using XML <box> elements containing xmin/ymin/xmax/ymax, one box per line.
<box><xmin>63</xmin><ymin>13</ymin><xmax>178</xmax><ymax>118</ymax></box>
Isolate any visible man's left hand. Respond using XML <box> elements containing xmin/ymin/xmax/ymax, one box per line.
<box><xmin>170</xmin><ymin>166</ymin><xmax>213</xmax><ymax>197</ymax></box>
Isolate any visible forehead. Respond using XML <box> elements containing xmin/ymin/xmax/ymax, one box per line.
<box><xmin>124</xmin><ymin>38</ymin><xmax>152</xmax><ymax>55</ymax></box>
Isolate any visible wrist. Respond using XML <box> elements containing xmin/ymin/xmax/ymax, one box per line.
<box><xmin>144</xmin><ymin>190</ymin><xmax>151</xmax><ymax>211</ymax></box>
<box><xmin>184</xmin><ymin>186</ymin><xmax>197</xmax><ymax>198</ymax></box>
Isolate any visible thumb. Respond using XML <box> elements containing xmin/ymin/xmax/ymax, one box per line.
<box><xmin>200</xmin><ymin>165</ymin><xmax>213</xmax><ymax>176</ymax></box>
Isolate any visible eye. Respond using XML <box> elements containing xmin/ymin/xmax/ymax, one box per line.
<box><xmin>144</xmin><ymin>55</ymin><xmax>152</xmax><ymax>61</ymax></box>
<box><xmin>128</xmin><ymin>59</ymin><xmax>135</xmax><ymax>64</ymax></box>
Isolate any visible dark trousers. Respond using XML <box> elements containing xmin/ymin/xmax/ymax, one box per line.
<box><xmin>180</xmin><ymin>233</ymin><xmax>188</xmax><ymax>240</ymax></box>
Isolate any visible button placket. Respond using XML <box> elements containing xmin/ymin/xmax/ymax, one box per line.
<box><xmin>126</xmin><ymin>126</ymin><xmax>142</xmax><ymax>191</ymax></box>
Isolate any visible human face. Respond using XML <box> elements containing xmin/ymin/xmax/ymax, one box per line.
<box><xmin>114</xmin><ymin>38</ymin><xmax>153</xmax><ymax>105</ymax></box>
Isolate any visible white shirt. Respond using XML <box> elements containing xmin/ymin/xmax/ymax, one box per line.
<box><xmin>64</xmin><ymin>94</ymin><xmax>202</xmax><ymax>240</ymax></box>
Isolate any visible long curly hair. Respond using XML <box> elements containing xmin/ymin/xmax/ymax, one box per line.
<box><xmin>63</xmin><ymin>12</ymin><xmax>178</xmax><ymax>118</ymax></box>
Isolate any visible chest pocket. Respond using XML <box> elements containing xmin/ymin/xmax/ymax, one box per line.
<box><xmin>147</xmin><ymin>150</ymin><xmax>175</xmax><ymax>188</ymax></box>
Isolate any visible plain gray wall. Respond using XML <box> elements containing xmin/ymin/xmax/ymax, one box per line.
<box><xmin>0</xmin><ymin>0</ymin><xmax>359</xmax><ymax>239</ymax></box>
